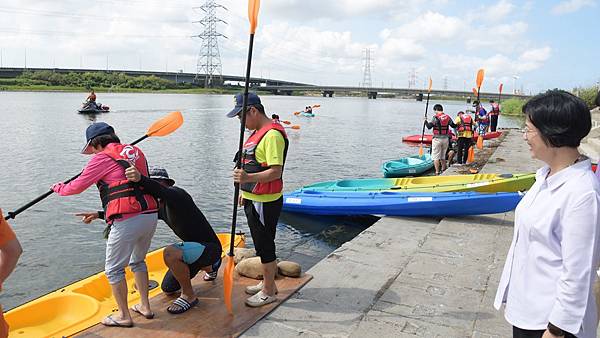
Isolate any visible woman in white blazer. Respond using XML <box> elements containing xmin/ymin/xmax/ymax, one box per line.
<box><xmin>495</xmin><ymin>89</ymin><xmax>600</xmax><ymax>338</ymax></box>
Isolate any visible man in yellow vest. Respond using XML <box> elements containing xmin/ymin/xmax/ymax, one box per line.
<box><xmin>228</xmin><ymin>93</ymin><xmax>289</xmax><ymax>307</ymax></box>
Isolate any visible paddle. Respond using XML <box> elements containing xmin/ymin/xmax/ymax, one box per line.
<box><xmin>224</xmin><ymin>0</ymin><xmax>260</xmax><ymax>315</ymax></box>
<box><xmin>4</xmin><ymin>111</ymin><xmax>184</xmax><ymax>221</ymax></box>
<box><xmin>418</xmin><ymin>77</ymin><xmax>433</xmax><ymax>157</ymax></box>
<box><xmin>475</xmin><ymin>69</ymin><xmax>485</xmax><ymax>150</ymax></box>
<box><xmin>281</xmin><ymin>120</ymin><xmax>292</xmax><ymax>125</ymax></box>
<box><xmin>498</xmin><ymin>83</ymin><xmax>503</xmax><ymax>102</ymax></box>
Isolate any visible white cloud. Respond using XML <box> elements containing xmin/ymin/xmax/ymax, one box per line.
<box><xmin>552</xmin><ymin>0</ymin><xmax>597</xmax><ymax>15</ymax></box>
<box><xmin>384</xmin><ymin>11</ymin><xmax>465</xmax><ymax>41</ymax></box>
<box><xmin>484</xmin><ymin>0</ymin><xmax>516</xmax><ymax>21</ymax></box>
<box><xmin>465</xmin><ymin>22</ymin><xmax>529</xmax><ymax>52</ymax></box>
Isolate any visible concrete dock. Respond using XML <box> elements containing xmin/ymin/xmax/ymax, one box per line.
<box><xmin>243</xmin><ymin>130</ymin><xmax>547</xmax><ymax>337</ymax></box>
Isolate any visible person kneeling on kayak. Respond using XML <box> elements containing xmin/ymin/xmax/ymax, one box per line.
<box><xmin>124</xmin><ymin>166</ymin><xmax>223</xmax><ymax>314</ymax></box>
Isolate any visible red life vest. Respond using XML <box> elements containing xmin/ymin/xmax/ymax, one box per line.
<box><xmin>240</xmin><ymin>123</ymin><xmax>289</xmax><ymax>195</ymax></box>
<box><xmin>490</xmin><ymin>102</ymin><xmax>500</xmax><ymax>115</ymax></box>
<box><xmin>97</xmin><ymin>143</ymin><xmax>158</xmax><ymax>222</ymax></box>
<box><xmin>433</xmin><ymin>113</ymin><xmax>451</xmax><ymax>135</ymax></box>
<box><xmin>458</xmin><ymin>115</ymin><xmax>473</xmax><ymax>132</ymax></box>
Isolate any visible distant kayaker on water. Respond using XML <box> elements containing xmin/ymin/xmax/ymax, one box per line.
<box><xmin>424</xmin><ymin>104</ymin><xmax>457</xmax><ymax>175</ymax></box>
<box><xmin>0</xmin><ymin>209</ymin><xmax>22</xmax><ymax>338</ymax></box>
<box><xmin>86</xmin><ymin>90</ymin><xmax>96</xmax><ymax>103</ymax></box>
<box><xmin>52</xmin><ymin>122</ymin><xmax>158</xmax><ymax>328</ymax></box>
<box><xmin>123</xmin><ymin>165</ymin><xmax>223</xmax><ymax>314</ymax></box>
<box><xmin>228</xmin><ymin>92</ymin><xmax>288</xmax><ymax>307</ymax></box>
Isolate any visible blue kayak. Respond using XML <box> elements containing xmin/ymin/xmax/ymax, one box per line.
<box><xmin>283</xmin><ymin>190</ymin><xmax>523</xmax><ymax>216</ymax></box>
<box><xmin>382</xmin><ymin>154</ymin><xmax>433</xmax><ymax>178</ymax></box>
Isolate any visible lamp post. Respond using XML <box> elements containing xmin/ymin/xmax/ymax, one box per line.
<box><xmin>512</xmin><ymin>75</ymin><xmax>519</xmax><ymax>94</ymax></box>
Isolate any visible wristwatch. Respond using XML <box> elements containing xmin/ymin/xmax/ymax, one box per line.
<box><xmin>547</xmin><ymin>322</ymin><xmax>565</xmax><ymax>337</ymax></box>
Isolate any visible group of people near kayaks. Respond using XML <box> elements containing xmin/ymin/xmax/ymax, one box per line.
<box><xmin>0</xmin><ymin>92</ymin><xmax>287</xmax><ymax>332</ymax></box>
<box><xmin>423</xmin><ymin>99</ymin><xmax>501</xmax><ymax>175</ymax></box>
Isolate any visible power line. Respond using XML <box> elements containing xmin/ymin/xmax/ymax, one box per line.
<box><xmin>362</xmin><ymin>48</ymin><xmax>372</xmax><ymax>88</ymax></box>
<box><xmin>193</xmin><ymin>0</ymin><xmax>226</xmax><ymax>87</ymax></box>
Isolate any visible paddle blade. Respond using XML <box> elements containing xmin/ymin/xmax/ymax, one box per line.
<box><xmin>467</xmin><ymin>146</ymin><xmax>475</xmax><ymax>163</ymax></box>
<box><xmin>472</xmin><ymin>87</ymin><xmax>478</xmax><ymax>96</ymax></box>
<box><xmin>223</xmin><ymin>254</ymin><xmax>235</xmax><ymax>314</ymax></box>
<box><xmin>248</xmin><ymin>0</ymin><xmax>260</xmax><ymax>34</ymax></box>
<box><xmin>499</xmin><ymin>83</ymin><xmax>503</xmax><ymax>95</ymax></box>
<box><xmin>281</xmin><ymin>120</ymin><xmax>291</xmax><ymax>125</ymax></box>
<box><xmin>476</xmin><ymin>135</ymin><xmax>483</xmax><ymax>149</ymax></box>
<box><xmin>291</xmin><ymin>125</ymin><xmax>300</xmax><ymax>129</ymax></box>
<box><xmin>427</xmin><ymin>77</ymin><xmax>432</xmax><ymax>92</ymax></box>
<box><xmin>476</xmin><ymin>69</ymin><xmax>485</xmax><ymax>88</ymax></box>
<box><xmin>419</xmin><ymin>145</ymin><xmax>424</xmax><ymax>157</ymax></box>
<box><xmin>146</xmin><ymin>111</ymin><xmax>184</xmax><ymax>138</ymax></box>
<box><xmin>293</xmin><ymin>111</ymin><xmax>300</xmax><ymax>115</ymax></box>
<box><xmin>312</xmin><ymin>104</ymin><xmax>321</xmax><ymax>108</ymax></box>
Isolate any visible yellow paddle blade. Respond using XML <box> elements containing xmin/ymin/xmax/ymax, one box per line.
<box><xmin>291</xmin><ymin>125</ymin><xmax>300</xmax><ymax>129</ymax></box>
<box><xmin>427</xmin><ymin>77</ymin><xmax>432</xmax><ymax>92</ymax></box>
<box><xmin>418</xmin><ymin>145</ymin><xmax>424</xmax><ymax>157</ymax></box>
<box><xmin>476</xmin><ymin>69</ymin><xmax>485</xmax><ymax>88</ymax></box>
<box><xmin>223</xmin><ymin>255</ymin><xmax>235</xmax><ymax>314</ymax></box>
<box><xmin>248</xmin><ymin>0</ymin><xmax>260</xmax><ymax>34</ymax></box>
<box><xmin>476</xmin><ymin>135</ymin><xmax>483</xmax><ymax>149</ymax></box>
<box><xmin>146</xmin><ymin>111</ymin><xmax>184</xmax><ymax>138</ymax></box>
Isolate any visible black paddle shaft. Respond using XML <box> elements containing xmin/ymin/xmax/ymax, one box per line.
<box><xmin>228</xmin><ymin>33</ymin><xmax>255</xmax><ymax>256</ymax></box>
<box><xmin>4</xmin><ymin>134</ymin><xmax>149</xmax><ymax>221</ymax></box>
<box><xmin>420</xmin><ymin>92</ymin><xmax>431</xmax><ymax>143</ymax></box>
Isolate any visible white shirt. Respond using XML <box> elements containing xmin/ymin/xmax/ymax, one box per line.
<box><xmin>494</xmin><ymin>158</ymin><xmax>600</xmax><ymax>338</ymax></box>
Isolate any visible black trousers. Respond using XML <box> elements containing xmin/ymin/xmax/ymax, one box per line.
<box><xmin>456</xmin><ymin>137</ymin><xmax>472</xmax><ymax>164</ymax></box>
<box><xmin>490</xmin><ymin>114</ymin><xmax>499</xmax><ymax>132</ymax></box>
<box><xmin>513</xmin><ymin>326</ymin><xmax>576</xmax><ymax>338</ymax></box>
<box><xmin>244</xmin><ymin>197</ymin><xmax>283</xmax><ymax>264</ymax></box>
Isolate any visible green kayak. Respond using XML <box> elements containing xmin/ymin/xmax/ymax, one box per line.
<box><xmin>382</xmin><ymin>154</ymin><xmax>433</xmax><ymax>178</ymax></box>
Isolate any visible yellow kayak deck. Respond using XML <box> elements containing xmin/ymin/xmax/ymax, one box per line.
<box><xmin>388</xmin><ymin>173</ymin><xmax>536</xmax><ymax>192</ymax></box>
<box><xmin>6</xmin><ymin>233</ymin><xmax>245</xmax><ymax>338</ymax></box>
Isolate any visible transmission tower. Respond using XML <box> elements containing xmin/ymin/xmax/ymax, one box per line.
<box><xmin>362</xmin><ymin>48</ymin><xmax>372</xmax><ymax>88</ymax></box>
<box><xmin>193</xmin><ymin>0</ymin><xmax>227</xmax><ymax>87</ymax></box>
<box><xmin>443</xmin><ymin>76</ymin><xmax>449</xmax><ymax>90</ymax></box>
<box><xmin>408</xmin><ymin>68</ymin><xmax>417</xmax><ymax>89</ymax></box>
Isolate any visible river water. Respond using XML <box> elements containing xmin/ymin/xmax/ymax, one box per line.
<box><xmin>0</xmin><ymin>91</ymin><xmax>521</xmax><ymax>309</ymax></box>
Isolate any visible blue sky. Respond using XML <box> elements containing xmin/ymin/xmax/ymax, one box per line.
<box><xmin>0</xmin><ymin>0</ymin><xmax>598</xmax><ymax>94</ymax></box>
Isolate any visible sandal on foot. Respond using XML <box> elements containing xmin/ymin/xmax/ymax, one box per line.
<box><xmin>101</xmin><ymin>315</ymin><xmax>133</xmax><ymax>328</ymax></box>
<box><xmin>203</xmin><ymin>258</ymin><xmax>221</xmax><ymax>281</ymax></box>
<box><xmin>130</xmin><ymin>304</ymin><xmax>155</xmax><ymax>319</ymax></box>
<box><xmin>167</xmin><ymin>297</ymin><xmax>199</xmax><ymax>314</ymax></box>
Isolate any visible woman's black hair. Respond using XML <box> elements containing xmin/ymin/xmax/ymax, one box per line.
<box><xmin>90</xmin><ymin>133</ymin><xmax>121</xmax><ymax>149</ymax></box>
<box><xmin>522</xmin><ymin>89</ymin><xmax>591</xmax><ymax>147</ymax></box>
<box><xmin>433</xmin><ymin>104</ymin><xmax>443</xmax><ymax>112</ymax></box>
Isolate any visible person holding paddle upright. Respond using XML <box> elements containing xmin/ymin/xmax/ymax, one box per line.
<box><xmin>424</xmin><ymin>104</ymin><xmax>457</xmax><ymax>175</ymax></box>
<box><xmin>51</xmin><ymin>122</ymin><xmax>158</xmax><ymax>328</ymax></box>
<box><xmin>228</xmin><ymin>92</ymin><xmax>289</xmax><ymax>308</ymax></box>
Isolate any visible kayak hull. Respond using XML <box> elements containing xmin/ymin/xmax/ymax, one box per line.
<box><xmin>301</xmin><ymin>173</ymin><xmax>535</xmax><ymax>193</ymax></box>
<box><xmin>382</xmin><ymin>154</ymin><xmax>433</xmax><ymax>178</ymax></box>
<box><xmin>283</xmin><ymin>190</ymin><xmax>523</xmax><ymax>216</ymax></box>
<box><xmin>402</xmin><ymin>131</ymin><xmax>502</xmax><ymax>144</ymax></box>
<box><xmin>6</xmin><ymin>233</ymin><xmax>245</xmax><ymax>338</ymax></box>
<box><xmin>78</xmin><ymin>108</ymin><xmax>109</xmax><ymax>114</ymax></box>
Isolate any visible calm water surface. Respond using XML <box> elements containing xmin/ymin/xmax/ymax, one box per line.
<box><xmin>0</xmin><ymin>91</ymin><xmax>521</xmax><ymax>309</ymax></box>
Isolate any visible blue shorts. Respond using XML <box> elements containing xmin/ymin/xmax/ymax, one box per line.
<box><xmin>173</xmin><ymin>242</ymin><xmax>205</xmax><ymax>265</ymax></box>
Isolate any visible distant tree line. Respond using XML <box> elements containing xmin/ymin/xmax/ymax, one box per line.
<box><xmin>11</xmin><ymin>70</ymin><xmax>193</xmax><ymax>90</ymax></box>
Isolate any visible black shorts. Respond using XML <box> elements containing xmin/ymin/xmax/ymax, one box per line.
<box><xmin>160</xmin><ymin>241</ymin><xmax>222</xmax><ymax>293</ymax></box>
<box><xmin>244</xmin><ymin>197</ymin><xmax>283</xmax><ymax>264</ymax></box>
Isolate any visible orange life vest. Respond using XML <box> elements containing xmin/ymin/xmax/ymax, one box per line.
<box><xmin>433</xmin><ymin>113</ymin><xmax>451</xmax><ymax>135</ymax></box>
<box><xmin>97</xmin><ymin>143</ymin><xmax>158</xmax><ymax>222</ymax></box>
<box><xmin>240</xmin><ymin>123</ymin><xmax>289</xmax><ymax>195</ymax></box>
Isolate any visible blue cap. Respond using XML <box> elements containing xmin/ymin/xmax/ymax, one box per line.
<box><xmin>81</xmin><ymin>122</ymin><xmax>114</xmax><ymax>154</ymax></box>
<box><xmin>226</xmin><ymin>92</ymin><xmax>261</xmax><ymax>118</ymax></box>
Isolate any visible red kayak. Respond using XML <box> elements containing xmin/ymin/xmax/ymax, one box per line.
<box><xmin>402</xmin><ymin>131</ymin><xmax>503</xmax><ymax>144</ymax></box>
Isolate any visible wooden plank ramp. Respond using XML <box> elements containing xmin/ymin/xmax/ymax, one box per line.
<box><xmin>76</xmin><ymin>270</ymin><xmax>312</xmax><ymax>338</ymax></box>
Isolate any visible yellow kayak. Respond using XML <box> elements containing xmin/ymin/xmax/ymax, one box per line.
<box><xmin>6</xmin><ymin>233</ymin><xmax>245</xmax><ymax>338</ymax></box>
<box><xmin>300</xmin><ymin>173</ymin><xmax>536</xmax><ymax>193</ymax></box>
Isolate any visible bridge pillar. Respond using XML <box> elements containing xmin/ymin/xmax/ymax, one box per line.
<box><xmin>322</xmin><ymin>91</ymin><xmax>334</xmax><ymax>97</ymax></box>
<box><xmin>368</xmin><ymin>91</ymin><xmax>377</xmax><ymax>99</ymax></box>
<box><xmin>416</xmin><ymin>93</ymin><xmax>423</xmax><ymax>101</ymax></box>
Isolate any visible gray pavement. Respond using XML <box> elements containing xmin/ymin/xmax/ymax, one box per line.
<box><xmin>243</xmin><ymin>130</ymin><xmax>547</xmax><ymax>338</ymax></box>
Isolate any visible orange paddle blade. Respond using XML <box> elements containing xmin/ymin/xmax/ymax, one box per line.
<box><xmin>223</xmin><ymin>255</ymin><xmax>235</xmax><ymax>314</ymax></box>
<box><xmin>248</xmin><ymin>0</ymin><xmax>260</xmax><ymax>34</ymax></box>
<box><xmin>427</xmin><ymin>77</ymin><xmax>432</xmax><ymax>92</ymax></box>
<box><xmin>291</xmin><ymin>125</ymin><xmax>301</xmax><ymax>129</ymax></box>
<box><xmin>476</xmin><ymin>69</ymin><xmax>485</xmax><ymax>88</ymax></box>
<box><xmin>472</xmin><ymin>87</ymin><xmax>478</xmax><ymax>96</ymax></box>
<box><xmin>467</xmin><ymin>146</ymin><xmax>475</xmax><ymax>163</ymax></box>
<box><xmin>469</xmin><ymin>168</ymin><xmax>479</xmax><ymax>174</ymax></box>
<box><xmin>281</xmin><ymin>120</ymin><xmax>291</xmax><ymax>125</ymax></box>
<box><xmin>146</xmin><ymin>111</ymin><xmax>184</xmax><ymax>137</ymax></box>
<box><xmin>293</xmin><ymin>111</ymin><xmax>300</xmax><ymax>115</ymax></box>
<box><xmin>476</xmin><ymin>135</ymin><xmax>483</xmax><ymax>149</ymax></box>
<box><xmin>312</xmin><ymin>104</ymin><xmax>321</xmax><ymax>108</ymax></box>
<box><xmin>418</xmin><ymin>145</ymin><xmax>424</xmax><ymax>157</ymax></box>
<box><xmin>499</xmin><ymin>83</ymin><xmax>503</xmax><ymax>94</ymax></box>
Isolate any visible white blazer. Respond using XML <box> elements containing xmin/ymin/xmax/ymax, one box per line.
<box><xmin>495</xmin><ymin>159</ymin><xmax>600</xmax><ymax>338</ymax></box>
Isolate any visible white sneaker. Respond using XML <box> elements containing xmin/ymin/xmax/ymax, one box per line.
<box><xmin>245</xmin><ymin>290</ymin><xmax>277</xmax><ymax>307</ymax></box>
<box><xmin>245</xmin><ymin>281</ymin><xmax>278</xmax><ymax>295</ymax></box>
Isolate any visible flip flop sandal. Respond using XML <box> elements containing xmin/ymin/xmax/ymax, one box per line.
<box><xmin>131</xmin><ymin>304</ymin><xmax>155</xmax><ymax>319</ymax></box>
<box><xmin>167</xmin><ymin>297</ymin><xmax>199</xmax><ymax>314</ymax></box>
<box><xmin>203</xmin><ymin>270</ymin><xmax>218</xmax><ymax>281</ymax></box>
<box><xmin>101</xmin><ymin>315</ymin><xmax>133</xmax><ymax>328</ymax></box>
